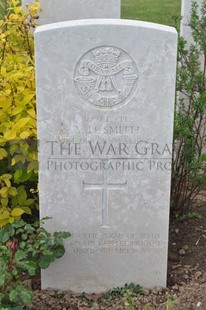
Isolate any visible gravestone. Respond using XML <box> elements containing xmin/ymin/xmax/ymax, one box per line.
<box><xmin>34</xmin><ymin>19</ymin><xmax>177</xmax><ymax>293</ymax></box>
<box><xmin>180</xmin><ymin>0</ymin><xmax>201</xmax><ymax>47</ymax></box>
<box><xmin>22</xmin><ymin>0</ymin><xmax>121</xmax><ymax>24</ymax></box>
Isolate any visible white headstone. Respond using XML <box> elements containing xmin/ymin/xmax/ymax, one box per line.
<box><xmin>22</xmin><ymin>0</ymin><xmax>121</xmax><ymax>24</ymax></box>
<box><xmin>35</xmin><ymin>19</ymin><xmax>177</xmax><ymax>293</ymax></box>
<box><xmin>180</xmin><ymin>0</ymin><xmax>201</xmax><ymax>47</ymax></box>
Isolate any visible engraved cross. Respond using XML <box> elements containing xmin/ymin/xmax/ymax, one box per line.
<box><xmin>83</xmin><ymin>168</ymin><xmax>127</xmax><ymax>228</ymax></box>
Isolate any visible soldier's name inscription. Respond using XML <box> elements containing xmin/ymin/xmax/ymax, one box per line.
<box><xmin>62</xmin><ymin>125</ymin><xmax>140</xmax><ymax>135</ymax></box>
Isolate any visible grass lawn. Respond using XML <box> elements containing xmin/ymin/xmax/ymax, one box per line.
<box><xmin>122</xmin><ymin>0</ymin><xmax>181</xmax><ymax>28</ymax></box>
<box><xmin>0</xmin><ymin>1</ymin><xmax>182</xmax><ymax>28</ymax></box>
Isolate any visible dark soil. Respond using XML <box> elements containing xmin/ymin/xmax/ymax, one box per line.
<box><xmin>25</xmin><ymin>192</ymin><xmax>206</xmax><ymax>309</ymax></box>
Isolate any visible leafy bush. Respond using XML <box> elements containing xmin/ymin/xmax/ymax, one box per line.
<box><xmin>0</xmin><ymin>219</ymin><xmax>71</xmax><ymax>309</ymax></box>
<box><xmin>0</xmin><ymin>0</ymin><xmax>40</xmax><ymax>226</ymax></box>
<box><xmin>172</xmin><ymin>0</ymin><xmax>206</xmax><ymax>210</ymax></box>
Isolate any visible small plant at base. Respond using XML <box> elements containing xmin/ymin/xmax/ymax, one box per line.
<box><xmin>103</xmin><ymin>283</ymin><xmax>142</xmax><ymax>300</ymax></box>
<box><xmin>0</xmin><ymin>219</ymin><xmax>71</xmax><ymax>309</ymax></box>
<box><xmin>81</xmin><ymin>283</ymin><xmax>142</xmax><ymax>306</ymax></box>
<box><xmin>165</xmin><ymin>292</ymin><xmax>177</xmax><ymax>310</ymax></box>
<box><xmin>124</xmin><ymin>289</ymin><xmax>136</xmax><ymax>310</ymax></box>
<box><xmin>175</xmin><ymin>211</ymin><xmax>202</xmax><ymax>221</ymax></box>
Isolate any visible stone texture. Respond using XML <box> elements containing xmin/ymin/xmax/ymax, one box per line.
<box><xmin>34</xmin><ymin>19</ymin><xmax>177</xmax><ymax>293</ymax></box>
<box><xmin>22</xmin><ymin>0</ymin><xmax>121</xmax><ymax>24</ymax></box>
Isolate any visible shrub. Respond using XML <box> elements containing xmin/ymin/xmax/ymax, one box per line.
<box><xmin>172</xmin><ymin>0</ymin><xmax>206</xmax><ymax>210</ymax></box>
<box><xmin>0</xmin><ymin>219</ymin><xmax>71</xmax><ymax>309</ymax></box>
<box><xmin>0</xmin><ymin>0</ymin><xmax>40</xmax><ymax>226</ymax></box>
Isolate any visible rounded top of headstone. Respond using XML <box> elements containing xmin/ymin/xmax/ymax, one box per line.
<box><xmin>34</xmin><ymin>19</ymin><xmax>177</xmax><ymax>35</ymax></box>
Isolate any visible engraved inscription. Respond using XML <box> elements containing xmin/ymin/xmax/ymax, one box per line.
<box><xmin>66</xmin><ymin>232</ymin><xmax>164</xmax><ymax>255</ymax></box>
<box><xmin>74</xmin><ymin>46</ymin><xmax>138</xmax><ymax>109</ymax></box>
<box><xmin>83</xmin><ymin>166</ymin><xmax>127</xmax><ymax>227</ymax></box>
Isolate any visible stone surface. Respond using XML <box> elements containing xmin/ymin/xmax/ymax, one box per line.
<box><xmin>34</xmin><ymin>19</ymin><xmax>177</xmax><ymax>293</ymax></box>
<box><xmin>22</xmin><ymin>0</ymin><xmax>121</xmax><ymax>24</ymax></box>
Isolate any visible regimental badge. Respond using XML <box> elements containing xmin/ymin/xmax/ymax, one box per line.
<box><xmin>74</xmin><ymin>46</ymin><xmax>138</xmax><ymax>109</ymax></box>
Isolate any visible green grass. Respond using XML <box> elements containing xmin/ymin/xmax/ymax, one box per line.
<box><xmin>0</xmin><ymin>0</ymin><xmax>182</xmax><ymax>28</ymax></box>
<box><xmin>122</xmin><ymin>0</ymin><xmax>181</xmax><ymax>28</ymax></box>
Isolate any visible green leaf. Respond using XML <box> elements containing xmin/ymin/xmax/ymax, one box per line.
<box><xmin>19</xmin><ymin>206</ymin><xmax>32</xmax><ymax>215</ymax></box>
<box><xmin>8</xmin><ymin>224</ymin><xmax>15</xmax><ymax>237</ymax></box>
<box><xmin>20</xmin><ymin>289</ymin><xmax>32</xmax><ymax>305</ymax></box>
<box><xmin>52</xmin><ymin>245</ymin><xmax>65</xmax><ymax>258</ymax></box>
<box><xmin>21</xmin><ymin>233</ymin><xmax>28</xmax><ymax>240</ymax></box>
<box><xmin>0</xmin><ymin>229</ymin><xmax>4</xmax><ymax>242</ymax></box>
<box><xmin>4</xmin><ymin>129</ymin><xmax>17</xmax><ymax>140</ymax></box>
<box><xmin>0</xmin><ymin>274</ymin><xmax>5</xmax><ymax>286</ymax></box>
<box><xmin>9</xmin><ymin>289</ymin><xmax>18</xmax><ymax>302</ymax></box>
<box><xmin>0</xmin><ymin>211</ymin><xmax>9</xmax><ymax>220</ymax></box>
<box><xmin>15</xmin><ymin>117</ymin><xmax>30</xmax><ymax>129</ymax></box>
<box><xmin>20</xmin><ymin>261</ymin><xmax>37</xmax><ymax>276</ymax></box>
<box><xmin>17</xmin><ymin>186</ymin><xmax>27</xmax><ymax>204</ymax></box>
<box><xmin>12</xmin><ymin>220</ymin><xmax>25</xmax><ymax>229</ymax></box>
<box><xmin>24</xmin><ymin>224</ymin><xmax>35</xmax><ymax>232</ymax></box>
<box><xmin>19</xmin><ymin>241</ymin><xmax>26</xmax><ymax>249</ymax></box>
<box><xmin>14</xmin><ymin>170</ymin><xmax>31</xmax><ymax>184</ymax></box>
<box><xmin>11</xmin><ymin>195</ymin><xmax>19</xmax><ymax>206</ymax></box>
<box><xmin>0</xmin><ymin>245</ymin><xmax>7</xmax><ymax>254</ymax></box>
<box><xmin>54</xmin><ymin>231</ymin><xmax>71</xmax><ymax>239</ymax></box>
<box><xmin>11</xmin><ymin>268</ymin><xmax>18</xmax><ymax>276</ymax></box>
<box><xmin>39</xmin><ymin>255</ymin><xmax>55</xmax><ymax>269</ymax></box>
<box><xmin>53</xmin><ymin>237</ymin><xmax>63</xmax><ymax>246</ymax></box>
<box><xmin>1</xmin><ymin>232</ymin><xmax>10</xmax><ymax>243</ymax></box>
<box><xmin>11</xmin><ymin>208</ymin><xmax>25</xmax><ymax>217</ymax></box>
<box><xmin>14</xmin><ymin>169</ymin><xmax>23</xmax><ymax>183</ymax></box>
<box><xmin>9</xmin><ymin>187</ymin><xmax>18</xmax><ymax>196</ymax></box>
<box><xmin>15</xmin><ymin>250</ymin><xmax>27</xmax><ymax>261</ymax></box>
<box><xmin>24</xmin><ymin>199</ymin><xmax>34</xmax><ymax>206</ymax></box>
<box><xmin>62</xmin><ymin>231</ymin><xmax>71</xmax><ymax>239</ymax></box>
<box><xmin>41</xmin><ymin>248</ymin><xmax>52</xmax><ymax>255</ymax></box>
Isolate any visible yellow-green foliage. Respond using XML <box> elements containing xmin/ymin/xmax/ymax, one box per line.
<box><xmin>0</xmin><ymin>0</ymin><xmax>40</xmax><ymax>226</ymax></box>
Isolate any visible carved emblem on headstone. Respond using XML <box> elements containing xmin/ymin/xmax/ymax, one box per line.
<box><xmin>74</xmin><ymin>46</ymin><xmax>138</xmax><ymax>108</ymax></box>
